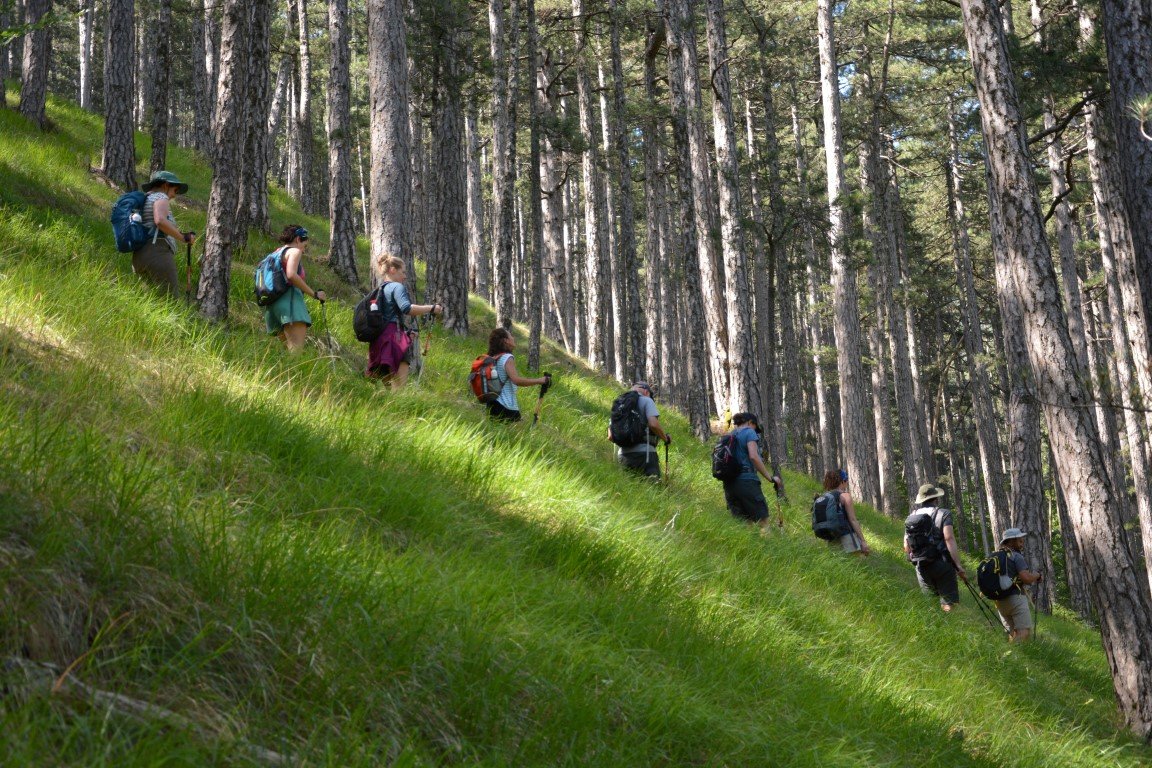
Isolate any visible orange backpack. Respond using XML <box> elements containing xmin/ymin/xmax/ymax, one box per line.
<box><xmin>469</xmin><ymin>355</ymin><xmax>504</xmax><ymax>403</ymax></box>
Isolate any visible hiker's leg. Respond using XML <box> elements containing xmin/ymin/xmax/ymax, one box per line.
<box><xmin>283</xmin><ymin>322</ymin><xmax>308</xmax><ymax>352</ymax></box>
<box><xmin>391</xmin><ymin>361</ymin><xmax>411</xmax><ymax>389</ymax></box>
<box><xmin>132</xmin><ymin>242</ymin><xmax>179</xmax><ymax>297</ymax></box>
<box><xmin>642</xmin><ymin>450</ymin><xmax>661</xmax><ymax>479</ymax></box>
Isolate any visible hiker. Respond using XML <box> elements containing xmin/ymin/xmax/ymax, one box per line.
<box><xmin>133</xmin><ymin>170</ymin><xmax>195</xmax><ymax>297</ymax></box>
<box><xmin>991</xmin><ymin>528</ymin><xmax>1043</xmax><ymax>642</ymax></box>
<box><xmin>904</xmin><ymin>483</ymin><xmax>966</xmax><ymax>611</ymax></box>
<box><xmin>816</xmin><ymin>469</ymin><xmax>871</xmax><ymax>555</ymax></box>
<box><xmin>366</xmin><ymin>256</ymin><xmax>442</xmax><ymax>388</ymax></box>
<box><xmin>481</xmin><ymin>327</ymin><xmax>550</xmax><ymax>421</ymax></box>
<box><xmin>261</xmin><ymin>225</ymin><xmax>326</xmax><ymax>353</ymax></box>
<box><xmin>607</xmin><ymin>381</ymin><xmax>670</xmax><ymax>479</ymax></box>
<box><xmin>719</xmin><ymin>413</ymin><xmax>782</xmax><ymax>527</ymax></box>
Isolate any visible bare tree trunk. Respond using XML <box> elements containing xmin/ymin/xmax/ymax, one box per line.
<box><xmin>465</xmin><ymin>106</ymin><xmax>488</xmax><ymax>300</ymax></box>
<box><xmin>946</xmin><ymin>110</ymin><xmax>1010</xmax><ymax>535</ymax></box>
<box><xmin>367</xmin><ymin>0</ymin><xmax>412</xmax><ymax>279</ymax></box>
<box><xmin>664</xmin><ymin>0</ymin><xmax>713</xmax><ymax>438</ymax></box>
<box><xmin>198</xmin><ymin>0</ymin><xmax>253</xmax><ymax>321</ymax></box>
<box><xmin>291</xmin><ymin>0</ymin><xmax>317</xmax><ymax>213</ymax></box>
<box><xmin>597</xmin><ymin>59</ymin><xmax>621</xmax><ymax>379</ymax></box>
<box><xmin>962</xmin><ymin>0</ymin><xmax>1152</xmax><ymax>735</ymax></box>
<box><xmin>706</xmin><ymin>0</ymin><xmax>756</xmax><ymax>414</ymax></box>
<box><xmin>490</xmin><ymin>0</ymin><xmax>517</xmax><ymax>328</ymax></box>
<box><xmin>78</xmin><ymin>0</ymin><xmax>96</xmax><ymax>110</ymax></box>
<box><xmin>668</xmin><ymin>0</ymin><xmax>729</xmax><ymax>414</ymax></box>
<box><xmin>149</xmin><ymin>0</ymin><xmax>173</xmax><ymax>172</ymax></box>
<box><xmin>266</xmin><ymin>56</ymin><xmax>291</xmax><ymax>175</ymax></box>
<box><xmin>1098</xmin><ymin>0</ymin><xmax>1152</xmax><ymax>347</ymax></box>
<box><xmin>792</xmin><ymin>101</ymin><xmax>839</xmax><ymax>471</ymax></box>
<box><xmin>524</xmin><ymin>0</ymin><xmax>543</xmax><ymax>366</ymax></box>
<box><xmin>18</xmin><ymin>0</ymin><xmax>51</xmax><ymax>129</ymax></box>
<box><xmin>539</xmin><ymin>55</ymin><xmax>569</xmax><ymax>349</ymax></box>
<box><xmin>240</xmin><ymin>3</ymin><xmax>273</xmax><ymax>238</ymax></box>
<box><xmin>101</xmin><ymin>0</ymin><xmax>136</xmax><ymax>190</ymax></box>
<box><xmin>818</xmin><ymin>0</ymin><xmax>878</xmax><ymax>504</ymax></box>
<box><xmin>204</xmin><ymin>0</ymin><xmax>220</xmax><ymax>138</ymax></box>
<box><xmin>188</xmin><ymin>0</ymin><xmax>213</xmax><ymax>157</ymax></box>
<box><xmin>0</xmin><ymin>3</ymin><xmax>9</xmax><ymax>109</ymax></box>
<box><xmin>643</xmin><ymin>20</ymin><xmax>669</xmax><ymax>390</ymax></box>
<box><xmin>325</xmin><ymin>0</ymin><xmax>357</xmax><ymax>285</ymax></box>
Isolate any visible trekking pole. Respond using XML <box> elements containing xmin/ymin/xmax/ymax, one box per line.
<box><xmin>532</xmin><ymin>373</ymin><xmax>552</xmax><ymax>426</ymax></box>
<box><xmin>320</xmin><ymin>298</ymin><xmax>334</xmax><ymax>370</ymax></box>
<box><xmin>183</xmin><ymin>231</ymin><xmax>196</xmax><ymax>303</ymax></box>
<box><xmin>1026</xmin><ymin>585</ymin><xmax>1039</xmax><ymax>640</ymax></box>
<box><xmin>664</xmin><ymin>440</ymin><xmax>670</xmax><ymax>485</ymax></box>
<box><xmin>962</xmin><ymin>579</ymin><xmax>1009</xmax><ymax>638</ymax></box>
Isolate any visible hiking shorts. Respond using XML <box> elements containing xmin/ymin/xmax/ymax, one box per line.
<box><xmin>723</xmin><ymin>478</ymin><xmax>769</xmax><ymax>522</ymax></box>
<box><xmin>995</xmin><ymin>593</ymin><xmax>1033</xmax><ymax>632</ymax></box>
<box><xmin>835</xmin><ymin>531</ymin><xmax>863</xmax><ymax>553</ymax></box>
<box><xmin>915</xmin><ymin>558</ymin><xmax>960</xmax><ymax>605</ymax></box>
<box><xmin>486</xmin><ymin>402</ymin><xmax>522</xmax><ymax>422</ymax></box>
<box><xmin>132</xmin><ymin>240</ymin><xmax>179</xmax><ymax>297</ymax></box>
<box><xmin>618</xmin><ymin>449</ymin><xmax>660</xmax><ymax>478</ymax></box>
<box><xmin>263</xmin><ymin>287</ymin><xmax>312</xmax><ymax>334</ymax></box>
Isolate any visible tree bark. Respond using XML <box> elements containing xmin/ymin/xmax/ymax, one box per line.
<box><xmin>101</xmin><ymin>0</ymin><xmax>137</xmax><ymax>191</ymax></box>
<box><xmin>18</xmin><ymin>0</ymin><xmax>51</xmax><ymax>129</ymax></box>
<box><xmin>524</xmin><ymin>0</ymin><xmax>543</xmax><ymax>366</ymax></box>
<box><xmin>198</xmin><ymin>0</ymin><xmax>252</xmax><ymax>321</ymax></box>
<box><xmin>325</xmin><ymin>0</ymin><xmax>358</xmax><ymax>285</ymax></box>
<box><xmin>367</xmin><ymin>0</ymin><xmax>412</xmax><ymax>279</ymax></box>
<box><xmin>490</xmin><ymin>0</ymin><xmax>517</xmax><ymax>328</ymax></box>
<box><xmin>961</xmin><ymin>0</ymin><xmax>1152</xmax><ymax>736</ymax></box>
<box><xmin>539</xmin><ymin>55</ymin><xmax>569</xmax><ymax>350</ymax></box>
<box><xmin>78</xmin><ymin>0</ymin><xmax>96</xmax><ymax>111</ymax></box>
<box><xmin>240</xmin><ymin>2</ymin><xmax>273</xmax><ymax>238</ymax></box>
<box><xmin>643</xmin><ymin>19</ymin><xmax>670</xmax><ymax>392</ymax></box>
<box><xmin>203</xmin><ymin>0</ymin><xmax>220</xmax><ymax>138</ymax></box>
<box><xmin>465</xmin><ymin>106</ymin><xmax>488</xmax><ymax>301</ymax></box>
<box><xmin>189</xmin><ymin>0</ymin><xmax>213</xmax><ymax>158</ymax></box>
<box><xmin>149</xmin><ymin>0</ymin><xmax>173</xmax><ymax>173</ymax></box>
<box><xmin>818</xmin><ymin>0</ymin><xmax>878</xmax><ymax>505</ymax></box>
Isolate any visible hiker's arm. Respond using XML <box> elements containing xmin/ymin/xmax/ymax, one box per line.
<box><xmin>841</xmin><ymin>493</ymin><xmax>870</xmax><ymax>554</ymax></box>
<box><xmin>745</xmin><ymin>441</ymin><xmax>774</xmax><ymax>483</ymax></box>
<box><xmin>284</xmin><ymin>249</ymin><xmax>324</xmax><ymax>301</ymax></box>
<box><xmin>903</xmin><ymin>534</ymin><xmax>911</xmax><ymax>556</ymax></box>
<box><xmin>647</xmin><ymin>415</ymin><xmax>669</xmax><ymax>443</ymax></box>
<box><xmin>409</xmin><ymin>303</ymin><xmax>442</xmax><ymax>317</ymax></box>
<box><xmin>150</xmin><ymin>197</ymin><xmax>191</xmax><ymax>242</ymax></box>
<box><xmin>502</xmin><ymin>357</ymin><xmax>547</xmax><ymax>387</ymax></box>
<box><xmin>1017</xmin><ymin>566</ymin><xmax>1043</xmax><ymax>585</ymax></box>
<box><xmin>943</xmin><ymin>524</ymin><xmax>967</xmax><ymax>580</ymax></box>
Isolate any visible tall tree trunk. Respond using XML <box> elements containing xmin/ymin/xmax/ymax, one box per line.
<box><xmin>792</xmin><ymin>101</ymin><xmax>840</xmax><ymax>472</ymax></box>
<box><xmin>101</xmin><ymin>0</ymin><xmax>136</xmax><ymax>191</ymax></box>
<box><xmin>945</xmin><ymin>114</ymin><xmax>1011</xmax><ymax>534</ymax></box>
<box><xmin>490</xmin><ymin>0</ymin><xmax>517</xmax><ymax>327</ymax></box>
<box><xmin>466</xmin><ymin>106</ymin><xmax>488</xmax><ymax>300</ymax></box>
<box><xmin>240</xmin><ymin>3</ymin><xmax>273</xmax><ymax>238</ymax></box>
<box><xmin>0</xmin><ymin>3</ymin><xmax>9</xmax><ymax>109</ymax></box>
<box><xmin>292</xmin><ymin>0</ymin><xmax>317</xmax><ymax>212</ymax></box>
<box><xmin>326</xmin><ymin>0</ymin><xmax>357</xmax><ymax>285</ymax></box>
<box><xmin>18</xmin><ymin>0</ymin><xmax>51</xmax><ymax>129</ymax></box>
<box><xmin>367</xmin><ymin>0</ymin><xmax>412</xmax><ymax>279</ymax></box>
<box><xmin>78</xmin><ymin>0</ymin><xmax>96</xmax><ymax>110</ymax></box>
<box><xmin>539</xmin><ymin>55</ymin><xmax>570</xmax><ymax>350</ymax></box>
<box><xmin>818</xmin><ymin>0</ymin><xmax>878</xmax><ymax>504</ymax></box>
<box><xmin>266</xmin><ymin>56</ymin><xmax>291</xmax><ymax>174</ymax></box>
<box><xmin>204</xmin><ymin>0</ymin><xmax>220</xmax><ymax>139</ymax></box>
<box><xmin>962</xmin><ymin>0</ymin><xmax>1152</xmax><ymax>736</ymax></box>
<box><xmin>643</xmin><ymin>20</ymin><xmax>669</xmax><ymax>390</ymax></box>
<box><xmin>706</xmin><ymin>0</ymin><xmax>756</xmax><ymax>414</ymax></box>
<box><xmin>609</xmin><ymin>0</ymin><xmax>642</xmax><ymax>380</ymax></box>
<box><xmin>149</xmin><ymin>0</ymin><xmax>173</xmax><ymax>172</ymax></box>
<box><xmin>1098</xmin><ymin>0</ymin><xmax>1152</xmax><ymax>347</ymax></box>
<box><xmin>664</xmin><ymin>0</ymin><xmax>713</xmax><ymax>438</ymax></box>
<box><xmin>189</xmin><ymin>0</ymin><xmax>213</xmax><ymax>157</ymax></box>
<box><xmin>428</xmin><ymin>0</ymin><xmax>469</xmax><ymax>335</ymax></box>
<box><xmin>597</xmin><ymin>59</ymin><xmax>621</xmax><ymax>379</ymax></box>
<box><xmin>524</xmin><ymin>0</ymin><xmax>543</xmax><ymax>366</ymax></box>
<box><xmin>668</xmin><ymin>0</ymin><xmax>729</xmax><ymax>415</ymax></box>
<box><xmin>198</xmin><ymin>0</ymin><xmax>253</xmax><ymax>321</ymax></box>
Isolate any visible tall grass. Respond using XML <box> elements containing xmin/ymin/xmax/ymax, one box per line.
<box><xmin>0</xmin><ymin>94</ymin><xmax>1149</xmax><ymax>767</ymax></box>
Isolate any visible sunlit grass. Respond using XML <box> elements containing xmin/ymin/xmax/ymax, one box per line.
<box><xmin>0</xmin><ymin>92</ymin><xmax>1148</xmax><ymax>767</ymax></box>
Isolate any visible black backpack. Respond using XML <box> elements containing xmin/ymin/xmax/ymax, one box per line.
<box><xmin>352</xmin><ymin>282</ymin><xmax>402</xmax><ymax>343</ymax></box>
<box><xmin>904</xmin><ymin>508</ymin><xmax>946</xmax><ymax>563</ymax></box>
<box><xmin>711</xmin><ymin>434</ymin><xmax>742</xmax><ymax>481</ymax></box>
<box><xmin>608</xmin><ymin>391</ymin><xmax>648</xmax><ymax>446</ymax></box>
<box><xmin>811</xmin><ymin>490</ymin><xmax>849</xmax><ymax>541</ymax></box>
<box><xmin>977</xmin><ymin>549</ymin><xmax>1019</xmax><ymax>600</ymax></box>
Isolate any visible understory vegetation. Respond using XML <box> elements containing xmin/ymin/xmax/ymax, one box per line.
<box><xmin>1</xmin><ymin>93</ymin><xmax>1149</xmax><ymax>767</ymax></box>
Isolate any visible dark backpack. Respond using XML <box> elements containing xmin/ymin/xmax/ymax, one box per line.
<box><xmin>811</xmin><ymin>490</ymin><xmax>849</xmax><ymax>541</ymax></box>
<box><xmin>711</xmin><ymin>434</ymin><xmax>742</xmax><ymax>481</ymax></box>
<box><xmin>608</xmin><ymin>391</ymin><xmax>648</xmax><ymax>446</ymax></box>
<box><xmin>353</xmin><ymin>285</ymin><xmax>388</xmax><ymax>342</ymax></box>
<box><xmin>904</xmin><ymin>508</ymin><xmax>946</xmax><ymax>563</ymax></box>
<box><xmin>977</xmin><ymin>549</ymin><xmax>1019</xmax><ymax>600</ymax></box>
<box><xmin>254</xmin><ymin>247</ymin><xmax>291</xmax><ymax>306</ymax></box>
<box><xmin>469</xmin><ymin>354</ymin><xmax>505</xmax><ymax>403</ymax></box>
<box><xmin>110</xmin><ymin>191</ymin><xmax>153</xmax><ymax>253</ymax></box>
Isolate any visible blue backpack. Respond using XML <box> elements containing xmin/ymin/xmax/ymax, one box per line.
<box><xmin>254</xmin><ymin>246</ymin><xmax>291</xmax><ymax>306</ymax></box>
<box><xmin>811</xmin><ymin>490</ymin><xmax>850</xmax><ymax>541</ymax></box>
<box><xmin>110</xmin><ymin>191</ymin><xmax>153</xmax><ymax>253</ymax></box>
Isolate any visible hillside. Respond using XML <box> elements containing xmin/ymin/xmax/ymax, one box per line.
<box><xmin>1</xmin><ymin>93</ymin><xmax>1149</xmax><ymax>767</ymax></box>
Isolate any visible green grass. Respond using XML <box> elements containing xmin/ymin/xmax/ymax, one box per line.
<box><xmin>1</xmin><ymin>91</ymin><xmax>1150</xmax><ymax>766</ymax></box>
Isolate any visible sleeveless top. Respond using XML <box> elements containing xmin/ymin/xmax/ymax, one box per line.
<box><xmin>142</xmin><ymin>192</ymin><xmax>178</xmax><ymax>252</ymax></box>
<box><xmin>494</xmin><ymin>353</ymin><xmax>519</xmax><ymax>411</ymax></box>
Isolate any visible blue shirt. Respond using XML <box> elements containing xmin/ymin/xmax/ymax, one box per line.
<box><xmin>494</xmin><ymin>353</ymin><xmax>519</xmax><ymax>411</ymax></box>
<box><xmin>733</xmin><ymin>426</ymin><xmax>760</xmax><ymax>481</ymax></box>
<box><xmin>380</xmin><ymin>282</ymin><xmax>412</xmax><ymax>325</ymax></box>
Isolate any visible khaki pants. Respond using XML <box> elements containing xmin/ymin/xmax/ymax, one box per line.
<box><xmin>132</xmin><ymin>240</ymin><xmax>179</xmax><ymax>297</ymax></box>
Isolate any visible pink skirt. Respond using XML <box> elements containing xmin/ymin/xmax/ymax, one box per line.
<box><xmin>367</xmin><ymin>322</ymin><xmax>415</xmax><ymax>377</ymax></box>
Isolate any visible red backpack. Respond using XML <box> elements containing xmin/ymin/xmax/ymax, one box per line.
<box><xmin>469</xmin><ymin>354</ymin><xmax>505</xmax><ymax>403</ymax></box>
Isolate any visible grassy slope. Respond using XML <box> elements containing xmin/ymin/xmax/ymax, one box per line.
<box><xmin>0</xmin><ymin>92</ymin><xmax>1148</xmax><ymax>767</ymax></box>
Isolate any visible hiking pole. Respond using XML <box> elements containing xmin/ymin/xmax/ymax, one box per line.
<box><xmin>664</xmin><ymin>440</ymin><xmax>670</xmax><ymax>485</ymax></box>
<box><xmin>183</xmin><ymin>231</ymin><xmax>196</xmax><ymax>303</ymax></box>
<box><xmin>320</xmin><ymin>297</ymin><xmax>334</xmax><ymax>370</ymax></box>
<box><xmin>532</xmin><ymin>373</ymin><xmax>552</xmax><ymax>425</ymax></box>
<box><xmin>962</xmin><ymin>578</ymin><xmax>1009</xmax><ymax>638</ymax></box>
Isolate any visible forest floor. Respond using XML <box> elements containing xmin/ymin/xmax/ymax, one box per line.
<box><xmin>1</xmin><ymin>89</ymin><xmax>1150</xmax><ymax>767</ymax></box>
